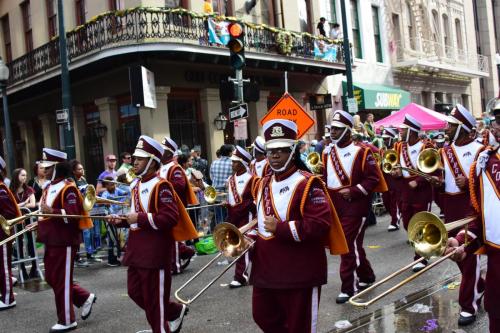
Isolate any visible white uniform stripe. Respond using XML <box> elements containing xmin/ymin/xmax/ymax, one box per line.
<box><xmin>242</xmin><ymin>252</ymin><xmax>250</xmax><ymax>282</ymax></box>
<box><xmin>472</xmin><ymin>255</ymin><xmax>482</xmax><ymax>313</ymax></box>
<box><xmin>356</xmin><ymin>184</ymin><xmax>368</xmax><ymax>196</ymax></box>
<box><xmin>147</xmin><ymin>213</ymin><xmax>158</xmax><ymax>230</ymax></box>
<box><xmin>175</xmin><ymin>242</ymin><xmax>180</xmax><ymax>273</ymax></box>
<box><xmin>352</xmin><ymin>217</ymin><xmax>366</xmax><ymax>292</ymax></box>
<box><xmin>310</xmin><ymin>287</ymin><xmax>319</xmax><ymax>333</ymax></box>
<box><xmin>64</xmin><ymin>246</ymin><xmax>71</xmax><ymax>325</ymax></box>
<box><xmin>289</xmin><ymin>221</ymin><xmax>301</xmax><ymax>242</ymax></box>
<box><xmin>159</xmin><ymin>269</ymin><xmax>166</xmax><ymax>333</ymax></box>
<box><xmin>2</xmin><ymin>245</ymin><xmax>10</xmax><ymax>304</ymax></box>
<box><xmin>61</xmin><ymin>209</ymin><xmax>69</xmax><ymax>224</ymax></box>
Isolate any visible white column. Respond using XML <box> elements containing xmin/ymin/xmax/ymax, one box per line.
<box><xmin>38</xmin><ymin>113</ymin><xmax>58</xmax><ymax>148</ymax></box>
<box><xmin>95</xmin><ymin>97</ymin><xmax>119</xmax><ymax>156</ymax></box>
<box><xmin>200</xmin><ymin>88</ymin><xmax>224</xmax><ymax>162</ymax></box>
<box><xmin>17</xmin><ymin>121</ymin><xmax>35</xmax><ymax>170</ymax></box>
<box><xmin>138</xmin><ymin>86</ymin><xmax>171</xmax><ymax>142</ymax></box>
<box><xmin>72</xmin><ymin>106</ymin><xmax>86</xmax><ymax>165</ymax></box>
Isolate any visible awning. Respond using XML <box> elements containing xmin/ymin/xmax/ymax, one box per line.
<box><xmin>342</xmin><ymin>82</ymin><xmax>411</xmax><ymax>110</ymax></box>
<box><xmin>374</xmin><ymin>103</ymin><xmax>448</xmax><ymax>131</ymax></box>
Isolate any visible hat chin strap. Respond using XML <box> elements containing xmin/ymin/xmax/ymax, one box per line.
<box><xmin>138</xmin><ymin>157</ymin><xmax>153</xmax><ymax>177</ymax></box>
<box><xmin>452</xmin><ymin>125</ymin><xmax>462</xmax><ymax>142</ymax></box>
<box><xmin>331</xmin><ymin>127</ymin><xmax>350</xmax><ymax>145</ymax></box>
<box><xmin>269</xmin><ymin>143</ymin><xmax>297</xmax><ymax>173</ymax></box>
<box><xmin>405</xmin><ymin>128</ymin><xmax>418</xmax><ymax>142</ymax></box>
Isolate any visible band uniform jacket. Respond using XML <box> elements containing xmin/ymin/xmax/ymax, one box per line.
<box><xmin>322</xmin><ymin>142</ymin><xmax>386</xmax><ymax>217</ymax></box>
<box><xmin>0</xmin><ymin>182</ymin><xmax>21</xmax><ymax>241</ymax></box>
<box><xmin>439</xmin><ymin>140</ymin><xmax>484</xmax><ymax>223</ymax></box>
<box><xmin>226</xmin><ymin>172</ymin><xmax>259</xmax><ymax>228</ymax></box>
<box><xmin>37</xmin><ymin>178</ymin><xmax>84</xmax><ymax>247</ymax></box>
<box><xmin>120</xmin><ymin>173</ymin><xmax>180</xmax><ymax>269</ymax></box>
<box><xmin>159</xmin><ymin>160</ymin><xmax>198</xmax><ymax>207</ymax></box>
<box><xmin>250</xmin><ymin>166</ymin><xmax>347</xmax><ymax>289</ymax></box>
<box><xmin>249</xmin><ymin>159</ymin><xmax>271</xmax><ymax>178</ymax></box>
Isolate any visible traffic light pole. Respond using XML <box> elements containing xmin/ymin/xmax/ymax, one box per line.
<box><xmin>340</xmin><ymin>0</ymin><xmax>353</xmax><ymax>99</ymax></box>
<box><xmin>229</xmin><ymin>69</ymin><xmax>249</xmax><ymax>104</ymax></box>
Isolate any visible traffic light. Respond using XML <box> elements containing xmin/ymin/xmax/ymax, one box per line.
<box><xmin>227</xmin><ymin>22</ymin><xmax>245</xmax><ymax>70</ymax></box>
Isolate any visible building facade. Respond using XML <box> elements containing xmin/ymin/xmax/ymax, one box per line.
<box><xmin>0</xmin><ymin>0</ymin><xmax>348</xmax><ymax>181</ymax></box>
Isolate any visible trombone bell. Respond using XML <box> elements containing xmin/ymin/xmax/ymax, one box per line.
<box><xmin>306</xmin><ymin>152</ymin><xmax>322</xmax><ymax>174</ymax></box>
<box><xmin>204</xmin><ymin>186</ymin><xmax>218</xmax><ymax>204</ymax></box>
<box><xmin>417</xmin><ymin>148</ymin><xmax>442</xmax><ymax>174</ymax></box>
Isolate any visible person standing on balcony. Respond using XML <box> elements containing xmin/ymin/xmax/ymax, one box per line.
<box><xmin>317</xmin><ymin>17</ymin><xmax>327</xmax><ymax>37</ymax></box>
<box><xmin>330</xmin><ymin>23</ymin><xmax>343</xmax><ymax>39</ymax></box>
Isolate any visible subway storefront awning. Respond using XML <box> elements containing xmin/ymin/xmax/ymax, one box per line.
<box><xmin>342</xmin><ymin>82</ymin><xmax>411</xmax><ymax>110</ymax></box>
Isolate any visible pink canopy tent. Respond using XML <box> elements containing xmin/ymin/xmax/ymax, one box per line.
<box><xmin>374</xmin><ymin>103</ymin><xmax>448</xmax><ymax>131</ymax></box>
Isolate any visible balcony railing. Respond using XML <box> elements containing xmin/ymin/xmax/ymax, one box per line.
<box><xmin>7</xmin><ymin>7</ymin><xmax>346</xmax><ymax>86</ymax></box>
<box><xmin>394</xmin><ymin>37</ymin><xmax>489</xmax><ymax>75</ymax></box>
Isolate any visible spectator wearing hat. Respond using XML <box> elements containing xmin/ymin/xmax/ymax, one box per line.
<box><xmin>96</xmin><ymin>154</ymin><xmax>118</xmax><ymax>194</ymax></box>
<box><xmin>226</xmin><ymin>146</ymin><xmax>259</xmax><ymax>288</ymax></box>
<box><xmin>249</xmin><ymin>136</ymin><xmax>271</xmax><ymax>177</ymax></box>
<box><xmin>432</xmin><ymin>132</ymin><xmax>446</xmax><ymax>149</ymax></box>
<box><xmin>380</xmin><ymin>127</ymin><xmax>402</xmax><ymax>231</ymax></box>
<box><xmin>251</xmin><ymin>119</ymin><xmax>347</xmax><ymax>332</ymax></box>
<box><xmin>393</xmin><ymin>115</ymin><xmax>436</xmax><ymax>272</ymax></box>
<box><xmin>0</xmin><ymin>155</ymin><xmax>22</xmax><ymax>311</ymax></box>
<box><xmin>432</xmin><ymin>104</ymin><xmax>486</xmax><ymax>326</ymax></box>
<box><xmin>116</xmin><ymin>152</ymin><xmax>132</xmax><ymax>174</ymax></box>
<box><xmin>38</xmin><ymin>148</ymin><xmax>96</xmax><ymax>332</ymax></box>
<box><xmin>109</xmin><ymin>135</ymin><xmax>197</xmax><ymax>333</ymax></box>
<box><xmin>322</xmin><ymin>110</ymin><xmax>387</xmax><ymax>304</ymax></box>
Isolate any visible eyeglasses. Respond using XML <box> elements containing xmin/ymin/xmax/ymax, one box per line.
<box><xmin>266</xmin><ymin>148</ymin><xmax>292</xmax><ymax>157</ymax></box>
<box><xmin>124</xmin><ymin>156</ymin><xmax>132</xmax><ymax>160</ymax></box>
<box><xmin>108</xmin><ymin>159</ymin><xmax>117</xmax><ymax>162</ymax></box>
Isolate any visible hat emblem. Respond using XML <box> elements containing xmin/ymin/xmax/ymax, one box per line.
<box><xmin>450</xmin><ymin>108</ymin><xmax>456</xmax><ymax>116</ymax></box>
<box><xmin>43</xmin><ymin>152</ymin><xmax>47</xmax><ymax>160</ymax></box>
<box><xmin>270</xmin><ymin>126</ymin><xmax>284</xmax><ymax>138</ymax></box>
<box><xmin>333</xmin><ymin>113</ymin><xmax>340</xmax><ymax>120</ymax></box>
<box><xmin>136</xmin><ymin>140</ymin><xmax>144</xmax><ymax>149</ymax></box>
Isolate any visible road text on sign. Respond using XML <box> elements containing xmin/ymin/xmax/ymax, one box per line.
<box><xmin>259</xmin><ymin>93</ymin><xmax>315</xmax><ymax>138</ymax></box>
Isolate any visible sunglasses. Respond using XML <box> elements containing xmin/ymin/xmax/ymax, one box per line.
<box><xmin>107</xmin><ymin>159</ymin><xmax>117</xmax><ymax>162</ymax></box>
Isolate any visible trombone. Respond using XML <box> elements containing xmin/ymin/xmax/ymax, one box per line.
<box><xmin>98</xmin><ymin>169</ymin><xmax>137</xmax><ymax>187</ymax></box>
<box><xmin>349</xmin><ymin>212</ymin><xmax>476</xmax><ymax>307</ymax></box>
<box><xmin>306</xmin><ymin>152</ymin><xmax>323</xmax><ymax>174</ymax></box>
<box><xmin>174</xmin><ymin>219</ymin><xmax>257</xmax><ymax>305</ymax></box>
<box><xmin>203</xmin><ymin>186</ymin><xmax>227</xmax><ymax>204</ymax></box>
<box><xmin>0</xmin><ymin>213</ymin><xmax>127</xmax><ymax>247</ymax></box>
<box><xmin>83</xmin><ymin>185</ymin><xmax>130</xmax><ymax>212</ymax></box>
<box><xmin>382</xmin><ymin>148</ymin><xmax>441</xmax><ymax>182</ymax></box>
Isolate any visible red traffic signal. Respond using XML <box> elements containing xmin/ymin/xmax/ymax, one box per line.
<box><xmin>228</xmin><ymin>23</ymin><xmax>244</xmax><ymax>38</ymax></box>
<box><xmin>227</xmin><ymin>23</ymin><xmax>245</xmax><ymax>70</ymax></box>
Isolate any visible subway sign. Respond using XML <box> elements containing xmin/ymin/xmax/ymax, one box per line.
<box><xmin>374</xmin><ymin>92</ymin><xmax>403</xmax><ymax>109</ymax></box>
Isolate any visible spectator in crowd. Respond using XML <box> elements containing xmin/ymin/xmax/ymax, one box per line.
<box><xmin>100</xmin><ymin>177</ymin><xmax>128</xmax><ymax>267</ymax></box>
<box><xmin>191</xmin><ymin>146</ymin><xmax>209</xmax><ymax>179</ymax></box>
<box><xmin>116</xmin><ymin>152</ymin><xmax>132</xmax><ymax>173</ymax></box>
<box><xmin>330</xmin><ymin>22</ymin><xmax>342</xmax><ymax>39</ymax></box>
<box><xmin>317</xmin><ymin>17</ymin><xmax>326</xmax><ymax>37</ymax></box>
<box><xmin>28</xmin><ymin>162</ymin><xmax>49</xmax><ymax>204</ymax></box>
<box><xmin>210</xmin><ymin>144</ymin><xmax>234</xmax><ymax>222</ymax></box>
<box><xmin>96</xmin><ymin>154</ymin><xmax>118</xmax><ymax>194</ymax></box>
<box><xmin>353</xmin><ymin>114</ymin><xmax>368</xmax><ymax>138</ymax></box>
<box><xmin>364</xmin><ymin>113</ymin><xmax>376</xmax><ymax>139</ymax></box>
<box><xmin>177</xmin><ymin>154</ymin><xmax>194</xmax><ymax>178</ymax></box>
<box><xmin>70</xmin><ymin>160</ymin><xmax>91</xmax><ymax>267</ymax></box>
<box><xmin>10</xmin><ymin>168</ymin><xmax>37</xmax><ymax>279</ymax></box>
<box><xmin>298</xmin><ymin>140</ymin><xmax>308</xmax><ymax>164</ymax></box>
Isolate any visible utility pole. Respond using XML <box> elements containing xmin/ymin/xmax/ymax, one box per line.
<box><xmin>58</xmin><ymin>0</ymin><xmax>76</xmax><ymax>158</ymax></box>
<box><xmin>340</xmin><ymin>0</ymin><xmax>354</xmax><ymax>105</ymax></box>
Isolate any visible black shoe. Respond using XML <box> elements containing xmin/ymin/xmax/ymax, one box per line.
<box><xmin>357</xmin><ymin>281</ymin><xmax>373</xmax><ymax>290</ymax></box>
<box><xmin>458</xmin><ymin>312</ymin><xmax>476</xmax><ymax>326</ymax></box>
<box><xmin>107</xmin><ymin>261</ymin><xmax>121</xmax><ymax>267</ymax></box>
<box><xmin>336</xmin><ymin>293</ymin><xmax>352</xmax><ymax>304</ymax></box>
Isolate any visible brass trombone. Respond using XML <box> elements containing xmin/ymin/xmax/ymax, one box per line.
<box><xmin>349</xmin><ymin>212</ymin><xmax>476</xmax><ymax>307</ymax></box>
<box><xmin>203</xmin><ymin>186</ymin><xmax>227</xmax><ymax>204</ymax></box>
<box><xmin>99</xmin><ymin>169</ymin><xmax>137</xmax><ymax>186</ymax></box>
<box><xmin>0</xmin><ymin>213</ymin><xmax>127</xmax><ymax>247</ymax></box>
<box><xmin>174</xmin><ymin>219</ymin><xmax>257</xmax><ymax>305</ymax></box>
<box><xmin>306</xmin><ymin>152</ymin><xmax>323</xmax><ymax>174</ymax></box>
<box><xmin>83</xmin><ymin>185</ymin><xmax>130</xmax><ymax>212</ymax></box>
<box><xmin>382</xmin><ymin>148</ymin><xmax>441</xmax><ymax>182</ymax></box>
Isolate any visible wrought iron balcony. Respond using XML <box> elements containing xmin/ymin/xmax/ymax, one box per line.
<box><xmin>392</xmin><ymin>38</ymin><xmax>489</xmax><ymax>78</ymax></box>
<box><xmin>6</xmin><ymin>7</ymin><xmax>347</xmax><ymax>87</ymax></box>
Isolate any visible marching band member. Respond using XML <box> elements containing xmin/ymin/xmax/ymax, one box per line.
<box><xmin>435</xmin><ymin>105</ymin><xmax>486</xmax><ymax>326</ymax></box>
<box><xmin>38</xmin><ymin>148</ymin><xmax>96</xmax><ymax>332</ymax></box>
<box><xmin>159</xmin><ymin>137</ymin><xmax>197</xmax><ymax>275</ymax></box>
<box><xmin>380</xmin><ymin>127</ymin><xmax>401</xmax><ymax>231</ymax></box>
<box><xmin>110</xmin><ymin>135</ymin><xmax>196</xmax><ymax>333</ymax></box>
<box><xmin>249</xmin><ymin>136</ymin><xmax>271</xmax><ymax>177</ymax></box>
<box><xmin>0</xmin><ymin>156</ymin><xmax>21</xmax><ymax>311</ymax></box>
<box><xmin>251</xmin><ymin>119</ymin><xmax>347</xmax><ymax>332</ymax></box>
<box><xmin>432</xmin><ymin>132</ymin><xmax>446</xmax><ymax>149</ymax></box>
<box><xmin>322</xmin><ymin>111</ymin><xmax>387</xmax><ymax>304</ymax></box>
<box><xmin>226</xmin><ymin>146</ymin><xmax>259</xmax><ymax>288</ymax></box>
<box><xmin>393</xmin><ymin>115</ymin><xmax>435</xmax><ymax>272</ymax></box>
<box><xmin>314</xmin><ymin>125</ymin><xmax>332</xmax><ymax>154</ymax></box>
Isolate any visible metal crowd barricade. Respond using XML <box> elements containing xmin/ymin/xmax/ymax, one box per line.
<box><xmin>185</xmin><ymin>195</ymin><xmax>227</xmax><ymax>236</ymax></box>
<box><xmin>12</xmin><ymin>207</ymin><xmax>44</xmax><ymax>283</ymax></box>
<box><xmin>372</xmin><ymin>192</ymin><xmax>386</xmax><ymax>216</ymax></box>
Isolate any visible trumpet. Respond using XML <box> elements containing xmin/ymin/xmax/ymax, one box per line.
<box><xmin>306</xmin><ymin>152</ymin><xmax>323</xmax><ymax>174</ymax></box>
<box><xmin>175</xmin><ymin>219</ymin><xmax>257</xmax><ymax>304</ymax></box>
<box><xmin>203</xmin><ymin>186</ymin><xmax>227</xmax><ymax>204</ymax></box>
<box><xmin>382</xmin><ymin>148</ymin><xmax>441</xmax><ymax>182</ymax></box>
<box><xmin>349</xmin><ymin>212</ymin><xmax>476</xmax><ymax>307</ymax></box>
<box><xmin>0</xmin><ymin>213</ymin><xmax>128</xmax><ymax>247</ymax></box>
<box><xmin>83</xmin><ymin>185</ymin><xmax>130</xmax><ymax>212</ymax></box>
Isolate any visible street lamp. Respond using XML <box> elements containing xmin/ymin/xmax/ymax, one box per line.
<box><xmin>91</xmin><ymin>122</ymin><xmax>108</xmax><ymax>139</ymax></box>
<box><xmin>214</xmin><ymin>112</ymin><xmax>228</xmax><ymax>131</ymax></box>
<box><xmin>0</xmin><ymin>57</ymin><xmax>15</xmax><ymax>172</ymax></box>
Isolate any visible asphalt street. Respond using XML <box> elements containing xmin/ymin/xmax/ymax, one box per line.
<box><xmin>2</xmin><ymin>210</ymin><xmax>489</xmax><ymax>333</ymax></box>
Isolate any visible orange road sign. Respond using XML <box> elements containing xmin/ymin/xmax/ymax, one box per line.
<box><xmin>260</xmin><ymin>93</ymin><xmax>315</xmax><ymax>138</ymax></box>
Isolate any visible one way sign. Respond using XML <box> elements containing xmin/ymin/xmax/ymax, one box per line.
<box><xmin>229</xmin><ymin>103</ymin><xmax>248</xmax><ymax>122</ymax></box>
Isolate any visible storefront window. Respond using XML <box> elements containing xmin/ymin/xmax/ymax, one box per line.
<box><xmin>168</xmin><ymin>89</ymin><xmax>203</xmax><ymax>154</ymax></box>
<box><xmin>117</xmin><ymin>95</ymin><xmax>141</xmax><ymax>156</ymax></box>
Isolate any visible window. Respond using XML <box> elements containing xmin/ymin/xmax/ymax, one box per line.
<box><xmin>372</xmin><ymin>6</ymin><xmax>383</xmax><ymax>62</ymax></box>
<box><xmin>108</xmin><ymin>0</ymin><xmax>124</xmax><ymax>10</ymax></box>
<box><xmin>261</xmin><ymin>0</ymin><xmax>276</xmax><ymax>26</ymax></box>
<box><xmin>350</xmin><ymin>0</ymin><xmax>362</xmax><ymax>58</ymax></box>
<box><xmin>328</xmin><ymin>0</ymin><xmax>337</xmax><ymax>24</ymax></box>
<box><xmin>442</xmin><ymin>14</ymin><xmax>450</xmax><ymax>46</ymax></box>
<box><xmin>455</xmin><ymin>19</ymin><xmax>462</xmax><ymax>50</ymax></box>
<box><xmin>406</xmin><ymin>2</ymin><xmax>415</xmax><ymax>49</ymax></box>
<box><xmin>46</xmin><ymin>0</ymin><xmax>57</xmax><ymax>38</ymax></box>
<box><xmin>20</xmin><ymin>1</ymin><xmax>33</xmax><ymax>52</ymax></box>
<box><xmin>165</xmin><ymin>0</ymin><xmax>189</xmax><ymax>9</ymax></box>
<box><xmin>1</xmin><ymin>15</ymin><xmax>12</xmax><ymax>62</ymax></box>
<box><xmin>75</xmin><ymin>0</ymin><xmax>86</xmax><ymax>26</ymax></box>
<box><xmin>431</xmin><ymin>10</ymin><xmax>439</xmax><ymax>42</ymax></box>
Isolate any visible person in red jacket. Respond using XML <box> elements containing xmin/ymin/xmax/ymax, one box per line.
<box><xmin>322</xmin><ymin>110</ymin><xmax>387</xmax><ymax>304</ymax></box>
<box><xmin>38</xmin><ymin>148</ymin><xmax>96</xmax><ymax>332</ymax></box>
<box><xmin>226</xmin><ymin>145</ymin><xmax>258</xmax><ymax>288</ymax></box>
<box><xmin>110</xmin><ymin>135</ymin><xmax>184</xmax><ymax>333</ymax></box>
<box><xmin>380</xmin><ymin>127</ymin><xmax>401</xmax><ymax>231</ymax></box>
<box><xmin>251</xmin><ymin>119</ymin><xmax>347</xmax><ymax>333</ymax></box>
<box><xmin>0</xmin><ymin>155</ymin><xmax>21</xmax><ymax>311</ymax></box>
<box><xmin>249</xmin><ymin>136</ymin><xmax>271</xmax><ymax>177</ymax></box>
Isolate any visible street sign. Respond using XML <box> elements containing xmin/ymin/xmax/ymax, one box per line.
<box><xmin>260</xmin><ymin>93</ymin><xmax>314</xmax><ymax>138</ymax></box>
<box><xmin>56</xmin><ymin>109</ymin><xmax>69</xmax><ymax>124</ymax></box>
<box><xmin>234</xmin><ymin>119</ymin><xmax>248</xmax><ymax>140</ymax></box>
<box><xmin>229</xmin><ymin>103</ymin><xmax>248</xmax><ymax>122</ymax></box>
<box><xmin>309</xmin><ymin>94</ymin><xmax>333</xmax><ymax>110</ymax></box>
<box><xmin>347</xmin><ymin>97</ymin><xmax>358</xmax><ymax>114</ymax></box>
